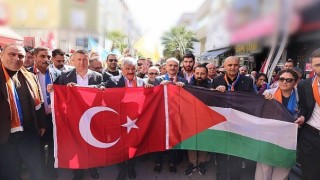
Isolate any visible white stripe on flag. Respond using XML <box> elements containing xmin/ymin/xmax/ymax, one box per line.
<box><xmin>164</xmin><ymin>85</ymin><xmax>169</xmax><ymax>149</ymax></box>
<box><xmin>51</xmin><ymin>90</ymin><xmax>58</xmax><ymax>168</ymax></box>
<box><xmin>209</xmin><ymin>107</ymin><xmax>298</xmax><ymax>150</ymax></box>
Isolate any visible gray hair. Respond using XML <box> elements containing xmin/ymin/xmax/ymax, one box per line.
<box><xmin>122</xmin><ymin>57</ymin><xmax>137</xmax><ymax>66</ymax></box>
<box><xmin>166</xmin><ymin>57</ymin><xmax>179</xmax><ymax>65</ymax></box>
<box><xmin>148</xmin><ymin>66</ymin><xmax>160</xmax><ymax>73</ymax></box>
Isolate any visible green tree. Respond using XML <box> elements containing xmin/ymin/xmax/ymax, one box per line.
<box><xmin>106</xmin><ymin>30</ymin><xmax>128</xmax><ymax>54</ymax></box>
<box><xmin>161</xmin><ymin>26</ymin><xmax>197</xmax><ymax>61</ymax></box>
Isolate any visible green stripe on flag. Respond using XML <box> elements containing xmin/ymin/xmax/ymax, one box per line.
<box><xmin>173</xmin><ymin>129</ymin><xmax>296</xmax><ymax>168</ymax></box>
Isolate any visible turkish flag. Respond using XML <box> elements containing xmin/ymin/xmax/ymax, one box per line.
<box><xmin>52</xmin><ymin>85</ymin><xmax>225</xmax><ymax>169</ymax></box>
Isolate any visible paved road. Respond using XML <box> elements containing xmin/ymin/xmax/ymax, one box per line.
<box><xmin>47</xmin><ymin>153</ymin><xmax>301</xmax><ymax>180</ymax></box>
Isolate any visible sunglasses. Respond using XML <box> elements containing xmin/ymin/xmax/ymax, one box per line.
<box><xmin>148</xmin><ymin>72</ymin><xmax>158</xmax><ymax>75</ymax></box>
<box><xmin>217</xmin><ymin>71</ymin><xmax>225</xmax><ymax>74</ymax></box>
<box><xmin>137</xmin><ymin>63</ymin><xmax>143</xmax><ymax>66</ymax></box>
<box><xmin>279</xmin><ymin>77</ymin><xmax>294</xmax><ymax>83</ymax></box>
<box><xmin>108</xmin><ymin>59</ymin><xmax>118</xmax><ymax>63</ymax></box>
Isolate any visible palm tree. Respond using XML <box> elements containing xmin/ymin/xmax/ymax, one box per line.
<box><xmin>161</xmin><ymin>26</ymin><xmax>197</xmax><ymax>61</ymax></box>
<box><xmin>106</xmin><ymin>30</ymin><xmax>128</xmax><ymax>54</ymax></box>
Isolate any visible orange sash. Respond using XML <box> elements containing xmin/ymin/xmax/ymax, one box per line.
<box><xmin>313</xmin><ymin>76</ymin><xmax>320</xmax><ymax>106</ymax></box>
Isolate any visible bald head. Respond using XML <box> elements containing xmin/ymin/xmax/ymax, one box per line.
<box><xmin>224</xmin><ymin>56</ymin><xmax>240</xmax><ymax>78</ymax></box>
<box><xmin>0</xmin><ymin>44</ymin><xmax>26</xmax><ymax>71</ymax></box>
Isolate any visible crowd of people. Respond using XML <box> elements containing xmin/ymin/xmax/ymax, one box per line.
<box><xmin>0</xmin><ymin>43</ymin><xmax>320</xmax><ymax>180</ymax></box>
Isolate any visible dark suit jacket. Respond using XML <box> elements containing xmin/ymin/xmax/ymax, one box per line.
<box><xmin>101</xmin><ymin>70</ymin><xmax>113</xmax><ymax>82</ymax></box>
<box><xmin>56</xmin><ymin>68</ymin><xmax>103</xmax><ymax>85</ymax></box>
<box><xmin>212</xmin><ymin>74</ymin><xmax>255</xmax><ymax>93</ymax></box>
<box><xmin>297</xmin><ymin>78</ymin><xmax>316</xmax><ymax>122</ymax></box>
<box><xmin>103</xmin><ymin>75</ymin><xmax>145</xmax><ymax>88</ymax></box>
<box><xmin>0</xmin><ymin>67</ymin><xmax>46</xmax><ymax>143</ymax></box>
<box><xmin>153</xmin><ymin>74</ymin><xmax>188</xmax><ymax>86</ymax></box>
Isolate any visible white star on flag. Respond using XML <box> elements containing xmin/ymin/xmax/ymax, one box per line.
<box><xmin>121</xmin><ymin>116</ymin><xmax>139</xmax><ymax>133</ymax></box>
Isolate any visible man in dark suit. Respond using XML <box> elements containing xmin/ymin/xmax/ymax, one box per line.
<box><xmin>53</xmin><ymin>50</ymin><xmax>102</xmax><ymax>180</ymax></box>
<box><xmin>102</xmin><ymin>57</ymin><xmax>152</xmax><ymax>180</ymax></box>
<box><xmin>296</xmin><ymin>48</ymin><xmax>320</xmax><ymax>179</ymax></box>
<box><xmin>153</xmin><ymin>57</ymin><xmax>187</xmax><ymax>174</ymax></box>
<box><xmin>0</xmin><ymin>44</ymin><xmax>46</xmax><ymax>180</ymax></box>
<box><xmin>154</xmin><ymin>57</ymin><xmax>188</xmax><ymax>86</ymax></box>
<box><xmin>212</xmin><ymin>56</ymin><xmax>255</xmax><ymax>180</ymax></box>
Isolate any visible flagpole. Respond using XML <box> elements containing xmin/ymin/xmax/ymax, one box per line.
<box><xmin>164</xmin><ymin>85</ymin><xmax>169</xmax><ymax>149</ymax></box>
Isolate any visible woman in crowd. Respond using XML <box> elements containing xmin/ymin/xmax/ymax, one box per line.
<box><xmin>255</xmin><ymin>69</ymin><xmax>299</xmax><ymax>180</ymax></box>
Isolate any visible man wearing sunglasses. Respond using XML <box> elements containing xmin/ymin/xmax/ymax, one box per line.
<box><xmin>105</xmin><ymin>53</ymin><xmax>120</xmax><ymax>76</ymax></box>
<box><xmin>297</xmin><ymin>48</ymin><xmax>320</xmax><ymax>180</ymax></box>
<box><xmin>136</xmin><ymin>57</ymin><xmax>148</xmax><ymax>78</ymax></box>
<box><xmin>212</xmin><ymin>56</ymin><xmax>255</xmax><ymax>180</ymax></box>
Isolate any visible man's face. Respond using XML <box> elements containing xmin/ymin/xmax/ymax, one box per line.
<box><xmin>194</xmin><ymin>67</ymin><xmax>207</xmax><ymax>83</ymax></box>
<box><xmin>183</xmin><ymin>57</ymin><xmax>194</xmax><ymax>72</ymax></box>
<box><xmin>0</xmin><ymin>45</ymin><xmax>25</xmax><ymax>71</ymax></box>
<box><xmin>224</xmin><ymin>57</ymin><xmax>240</xmax><ymax>77</ymax></box>
<box><xmin>52</xmin><ymin>54</ymin><xmax>65</xmax><ymax>70</ymax></box>
<box><xmin>312</xmin><ymin>57</ymin><xmax>320</xmax><ymax>78</ymax></box>
<box><xmin>122</xmin><ymin>63</ymin><xmax>136</xmax><ymax>81</ymax></box>
<box><xmin>284</xmin><ymin>62</ymin><xmax>294</xmax><ymax>70</ymax></box>
<box><xmin>160</xmin><ymin>66</ymin><xmax>167</xmax><ymax>75</ymax></box>
<box><xmin>90</xmin><ymin>60</ymin><xmax>103</xmax><ymax>73</ymax></box>
<box><xmin>23</xmin><ymin>52</ymin><xmax>34</xmax><ymax>68</ymax></box>
<box><xmin>34</xmin><ymin>50</ymin><xmax>51</xmax><ymax>70</ymax></box>
<box><xmin>147</xmin><ymin>69</ymin><xmax>159</xmax><ymax>81</ymax></box>
<box><xmin>206</xmin><ymin>64</ymin><xmax>217</xmax><ymax>77</ymax></box>
<box><xmin>106</xmin><ymin>54</ymin><xmax>118</xmax><ymax>69</ymax></box>
<box><xmin>239</xmin><ymin>67</ymin><xmax>248</xmax><ymax>75</ymax></box>
<box><xmin>137</xmin><ymin>59</ymin><xmax>147</xmax><ymax>73</ymax></box>
<box><xmin>73</xmin><ymin>53</ymin><xmax>89</xmax><ymax>72</ymax></box>
<box><xmin>166</xmin><ymin>61</ymin><xmax>179</xmax><ymax>76</ymax></box>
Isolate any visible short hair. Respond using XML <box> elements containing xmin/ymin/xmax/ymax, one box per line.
<box><xmin>138</xmin><ymin>57</ymin><xmax>146</xmax><ymax>61</ymax></box>
<box><xmin>194</xmin><ymin>64</ymin><xmax>208</xmax><ymax>74</ymax></box>
<box><xmin>166</xmin><ymin>57</ymin><xmax>179</xmax><ymax>65</ymax></box>
<box><xmin>89</xmin><ymin>56</ymin><xmax>101</xmax><ymax>64</ymax></box>
<box><xmin>239</xmin><ymin>66</ymin><xmax>248</xmax><ymax>70</ymax></box>
<box><xmin>256</xmin><ymin>73</ymin><xmax>268</xmax><ymax>83</ymax></box>
<box><xmin>52</xmin><ymin>49</ymin><xmax>65</xmax><ymax>57</ymax></box>
<box><xmin>2</xmin><ymin>44</ymin><xmax>24</xmax><ymax>53</ymax></box>
<box><xmin>183</xmin><ymin>53</ymin><xmax>195</xmax><ymax>61</ymax></box>
<box><xmin>122</xmin><ymin>57</ymin><xmax>137</xmax><ymax>66</ymax></box>
<box><xmin>74</xmin><ymin>50</ymin><xmax>88</xmax><ymax>56</ymax></box>
<box><xmin>148</xmin><ymin>66</ymin><xmax>160</xmax><ymax>73</ymax></box>
<box><xmin>278</xmin><ymin>69</ymin><xmax>299</xmax><ymax>82</ymax></box>
<box><xmin>33</xmin><ymin>47</ymin><xmax>50</xmax><ymax>56</ymax></box>
<box><xmin>310</xmin><ymin>48</ymin><xmax>320</xmax><ymax>63</ymax></box>
<box><xmin>24</xmin><ymin>46</ymin><xmax>33</xmax><ymax>54</ymax></box>
<box><xmin>106</xmin><ymin>53</ymin><xmax>117</xmax><ymax>61</ymax></box>
<box><xmin>285</xmin><ymin>59</ymin><xmax>294</xmax><ymax>63</ymax></box>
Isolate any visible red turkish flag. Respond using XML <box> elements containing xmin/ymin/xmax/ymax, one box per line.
<box><xmin>52</xmin><ymin>85</ymin><xmax>225</xmax><ymax>169</ymax></box>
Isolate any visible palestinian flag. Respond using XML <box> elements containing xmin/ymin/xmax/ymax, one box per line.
<box><xmin>52</xmin><ymin>84</ymin><xmax>297</xmax><ymax>169</ymax></box>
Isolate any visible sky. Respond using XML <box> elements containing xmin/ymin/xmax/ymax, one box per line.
<box><xmin>124</xmin><ymin>0</ymin><xmax>206</xmax><ymax>57</ymax></box>
<box><xmin>125</xmin><ymin>0</ymin><xmax>205</xmax><ymax>34</ymax></box>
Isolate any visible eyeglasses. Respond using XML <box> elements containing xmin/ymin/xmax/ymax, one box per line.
<box><xmin>137</xmin><ymin>63</ymin><xmax>143</xmax><ymax>66</ymax></box>
<box><xmin>217</xmin><ymin>71</ymin><xmax>225</xmax><ymax>74</ymax></box>
<box><xmin>279</xmin><ymin>77</ymin><xmax>294</xmax><ymax>83</ymax></box>
<box><xmin>148</xmin><ymin>72</ymin><xmax>158</xmax><ymax>75</ymax></box>
<box><xmin>108</xmin><ymin>59</ymin><xmax>118</xmax><ymax>63</ymax></box>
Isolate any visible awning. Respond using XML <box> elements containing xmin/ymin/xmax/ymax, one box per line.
<box><xmin>200</xmin><ymin>48</ymin><xmax>230</xmax><ymax>61</ymax></box>
<box><xmin>0</xmin><ymin>27</ymin><xmax>24</xmax><ymax>46</ymax></box>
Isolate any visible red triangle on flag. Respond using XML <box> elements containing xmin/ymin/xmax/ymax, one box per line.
<box><xmin>166</xmin><ymin>85</ymin><xmax>227</xmax><ymax>148</ymax></box>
